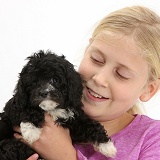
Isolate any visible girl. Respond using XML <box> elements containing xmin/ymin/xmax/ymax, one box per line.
<box><xmin>18</xmin><ymin>5</ymin><xmax>160</xmax><ymax>160</ymax></box>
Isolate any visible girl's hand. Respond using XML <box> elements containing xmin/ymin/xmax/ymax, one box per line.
<box><xmin>14</xmin><ymin>114</ymin><xmax>77</xmax><ymax>160</ymax></box>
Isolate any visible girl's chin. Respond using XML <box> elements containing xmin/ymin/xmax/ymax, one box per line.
<box><xmin>82</xmin><ymin>103</ymin><xmax>98</xmax><ymax>116</ymax></box>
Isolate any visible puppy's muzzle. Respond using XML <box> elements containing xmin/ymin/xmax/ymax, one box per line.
<box><xmin>39</xmin><ymin>90</ymin><xmax>49</xmax><ymax>98</ymax></box>
<box><xmin>38</xmin><ymin>83</ymin><xmax>58</xmax><ymax>99</ymax></box>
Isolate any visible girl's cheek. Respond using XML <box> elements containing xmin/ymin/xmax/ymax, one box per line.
<box><xmin>78</xmin><ymin>65</ymin><xmax>82</xmax><ymax>74</ymax></box>
<box><xmin>78</xmin><ymin>60</ymin><xmax>86</xmax><ymax>73</ymax></box>
<box><xmin>79</xmin><ymin>67</ymin><xmax>86</xmax><ymax>78</ymax></box>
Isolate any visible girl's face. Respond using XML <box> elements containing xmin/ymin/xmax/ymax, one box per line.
<box><xmin>78</xmin><ymin>35</ymin><xmax>150</xmax><ymax>122</ymax></box>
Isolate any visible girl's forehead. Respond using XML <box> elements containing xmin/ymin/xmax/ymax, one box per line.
<box><xmin>94</xmin><ymin>32</ymin><xmax>134</xmax><ymax>45</ymax></box>
<box><xmin>93</xmin><ymin>33</ymin><xmax>142</xmax><ymax>56</ymax></box>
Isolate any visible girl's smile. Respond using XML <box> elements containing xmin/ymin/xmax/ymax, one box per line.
<box><xmin>85</xmin><ymin>87</ymin><xmax>108</xmax><ymax>102</ymax></box>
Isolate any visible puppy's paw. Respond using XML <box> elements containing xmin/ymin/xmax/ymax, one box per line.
<box><xmin>20</xmin><ymin>122</ymin><xmax>42</xmax><ymax>144</ymax></box>
<box><xmin>94</xmin><ymin>141</ymin><xmax>117</xmax><ymax>158</ymax></box>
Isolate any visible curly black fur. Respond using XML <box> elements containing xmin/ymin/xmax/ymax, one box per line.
<box><xmin>0</xmin><ymin>139</ymin><xmax>35</xmax><ymax>160</ymax></box>
<box><xmin>0</xmin><ymin>50</ymin><xmax>115</xmax><ymax>159</ymax></box>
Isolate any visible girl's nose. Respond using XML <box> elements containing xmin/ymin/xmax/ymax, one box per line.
<box><xmin>92</xmin><ymin>71</ymin><xmax>109</xmax><ymax>88</ymax></box>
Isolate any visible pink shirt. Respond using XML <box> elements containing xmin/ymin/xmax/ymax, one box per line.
<box><xmin>74</xmin><ymin>114</ymin><xmax>160</xmax><ymax>160</ymax></box>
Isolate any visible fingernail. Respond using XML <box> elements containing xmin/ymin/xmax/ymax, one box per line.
<box><xmin>14</xmin><ymin>133</ymin><xmax>19</xmax><ymax>137</ymax></box>
<box><xmin>13</xmin><ymin>133</ymin><xmax>18</xmax><ymax>138</ymax></box>
<box><xmin>33</xmin><ymin>153</ymin><xmax>39</xmax><ymax>158</ymax></box>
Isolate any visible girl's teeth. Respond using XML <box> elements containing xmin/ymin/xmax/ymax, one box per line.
<box><xmin>88</xmin><ymin>89</ymin><xmax>102</xmax><ymax>98</ymax></box>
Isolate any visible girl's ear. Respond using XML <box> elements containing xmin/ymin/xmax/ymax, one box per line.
<box><xmin>140</xmin><ymin>80</ymin><xmax>160</xmax><ymax>102</ymax></box>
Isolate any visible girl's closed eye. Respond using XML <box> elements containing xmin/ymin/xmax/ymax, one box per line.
<box><xmin>90</xmin><ymin>56</ymin><xmax>102</xmax><ymax>64</ymax></box>
<box><xmin>115</xmin><ymin>68</ymin><xmax>131</xmax><ymax>80</ymax></box>
<box><xmin>116</xmin><ymin>71</ymin><xmax>129</xmax><ymax>80</ymax></box>
<box><xmin>90</xmin><ymin>52</ymin><xmax>105</xmax><ymax>64</ymax></box>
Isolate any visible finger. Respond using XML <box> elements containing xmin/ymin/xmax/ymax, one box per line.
<box><xmin>14</xmin><ymin>133</ymin><xmax>23</xmax><ymax>139</ymax></box>
<box><xmin>44</xmin><ymin>113</ymin><xmax>54</xmax><ymax>123</ymax></box>
<box><xmin>26</xmin><ymin>153</ymin><xmax>39</xmax><ymax>160</ymax></box>
<box><xmin>14</xmin><ymin>133</ymin><xmax>30</xmax><ymax>146</ymax></box>
<box><xmin>13</xmin><ymin>126</ymin><xmax>21</xmax><ymax>133</ymax></box>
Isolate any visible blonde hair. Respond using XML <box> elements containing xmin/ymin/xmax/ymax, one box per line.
<box><xmin>92</xmin><ymin>6</ymin><xmax>160</xmax><ymax>114</ymax></box>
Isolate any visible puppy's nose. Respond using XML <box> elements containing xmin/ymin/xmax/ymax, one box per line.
<box><xmin>39</xmin><ymin>91</ymin><xmax>49</xmax><ymax>98</ymax></box>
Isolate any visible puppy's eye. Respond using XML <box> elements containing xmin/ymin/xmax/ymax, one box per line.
<box><xmin>51</xmin><ymin>78</ymin><xmax>59</xmax><ymax>84</ymax></box>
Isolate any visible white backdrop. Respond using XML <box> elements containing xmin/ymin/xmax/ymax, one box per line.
<box><xmin>0</xmin><ymin>0</ymin><xmax>160</xmax><ymax>120</ymax></box>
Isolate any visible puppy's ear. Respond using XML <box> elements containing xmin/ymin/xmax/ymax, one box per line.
<box><xmin>15</xmin><ymin>77</ymin><xmax>28</xmax><ymax>105</ymax></box>
<box><xmin>0</xmin><ymin>112</ymin><xmax>14</xmax><ymax>140</ymax></box>
<box><xmin>5</xmin><ymin>75</ymin><xmax>28</xmax><ymax>114</ymax></box>
<box><xmin>65</xmin><ymin>62</ymin><xmax>83</xmax><ymax>109</ymax></box>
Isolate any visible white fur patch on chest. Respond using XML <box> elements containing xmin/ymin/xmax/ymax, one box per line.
<box><xmin>39</xmin><ymin>99</ymin><xmax>74</xmax><ymax>121</ymax></box>
<box><xmin>48</xmin><ymin>108</ymin><xmax>74</xmax><ymax>121</ymax></box>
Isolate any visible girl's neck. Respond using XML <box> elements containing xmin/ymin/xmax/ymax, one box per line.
<box><xmin>101</xmin><ymin>113</ymin><xmax>135</xmax><ymax>136</ymax></box>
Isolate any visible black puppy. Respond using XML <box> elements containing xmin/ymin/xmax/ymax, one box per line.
<box><xmin>0</xmin><ymin>50</ymin><xmax>116</xmax><ymax>159</ymax></box>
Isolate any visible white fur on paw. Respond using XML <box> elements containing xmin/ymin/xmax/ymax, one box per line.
<box><xmin>94</xmin><ymin>141</ymin><xmax>117</xmax><ymax>158</ymax></box>
<box><xmin>20</xmin><ymin>122</ymin><xmax>42</xmax><ymax>145</ymax></box>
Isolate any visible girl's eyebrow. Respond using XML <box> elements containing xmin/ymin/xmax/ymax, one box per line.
<box><xmin>91</xmin><ymin>46</ymin><xmax>101</xmax><ymax>51</ymax></box>
<box><xmin>90</xmin><ymin>46</ymin><xmax>104</xmax><ymax>55</ymax></box>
